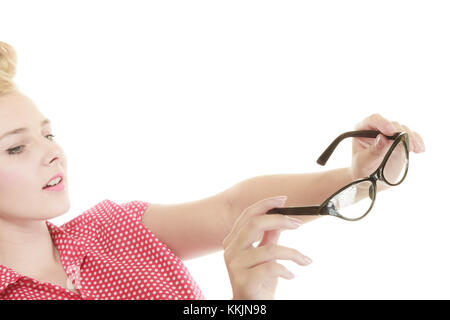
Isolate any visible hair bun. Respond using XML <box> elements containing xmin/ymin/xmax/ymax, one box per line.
<box><xmin>0</xmin><ymin>41</ymin><xmax>18</xmax><ymax>95</ymax></box>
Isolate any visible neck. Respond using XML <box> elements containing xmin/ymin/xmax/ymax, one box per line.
<box><xmin>0</xmin><ymin>218</ymin><xmax>60</xmax><ymax>277</ymax></box>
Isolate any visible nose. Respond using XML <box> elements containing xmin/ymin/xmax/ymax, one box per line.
<box><xmin>44</xmin><ymin>143</ymin><xmax>65</xmax><ymax>167</ymax></box>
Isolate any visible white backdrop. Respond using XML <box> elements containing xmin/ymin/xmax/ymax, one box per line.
<box><xmin>2</xmin><ymin>0</ymin><xmax>449</xmax><ymax>299</ymax></box>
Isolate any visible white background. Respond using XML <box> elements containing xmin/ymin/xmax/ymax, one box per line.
<box><xmin>2</xmin><ymin>0</ymin><xmax>449</xmax><ymax>299</ymax></box>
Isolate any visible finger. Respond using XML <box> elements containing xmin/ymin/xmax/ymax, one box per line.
<box><xmin>404</xmin><ymin>126</ymin><xmax>425</xmax><ymax>153</ymax></box>
<box><xmin>355</xmin><ymin>113</ymin><xmax>398</xmax><ymax>136</ymax></box>
<box><xmin>355</xmin><ymin>138</ymin><xmax>373</xmax><ymax>148</ymax></box>
<box><xmin>243</xmin><ymin>243</ymin><xmax>312</xmax><ymax>269</ymax></box>
<box><xmin>256</xmin><ymin>229</ymin><xmax>282</xmax><ymax>248</ymax></box>
<box><xmin>400</xmin><ymin>124</ymin><xmax>418</xmax><ymax>152</ymax></box>
<box><xmin>251</xmin><ymin>261</ymin><xmax>296</xmax><ymax>280</ymax></box>
<box><xmin>355</xmin><ymin>133</ymin><xmax>391</xmax><ymax>175</ymax></box>
<box><xmin>222</xmin><ymin>196</ymin><xmax>288</xmax><ymax>249</ymax></box>
<box><xmin>391</xmin><ymin>121</ymin><xmax>413</xmax><ymax>151</ymax></box>
<box><xmin>354</xmin><ymin>114</ymin><xmax>397</xmax><ymax>146</ymax></box>
<box><xmin>374</xmin><ymin>133</ymin><xmax>392</xmax><ymax>153</ymax></box>
<box><xmin>393</xmin><ymin>122</ymin><xmax>417</xmax><ymax>152</ymax></box>
<box><xmin>235</xmin><ymin>214</ymin><xmax>303</xmax><ymax>250</ymax></box>
<box><xmin>412</xmin><ymin>131</ymin><xmax>425</xmax><ymax>152</ymax></box>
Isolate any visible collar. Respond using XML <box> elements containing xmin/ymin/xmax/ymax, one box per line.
<box><xmin>0</xmin><ymin>220</ymin><xmax>88</xmax><ymax>294</ymax></box>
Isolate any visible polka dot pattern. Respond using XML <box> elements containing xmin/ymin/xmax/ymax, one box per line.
<box><xmin>0</xmin><ymin>199</ymin><xmax>205</xmax><ymax>300</ymax></box>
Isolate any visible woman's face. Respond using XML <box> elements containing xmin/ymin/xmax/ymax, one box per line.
<box><xmin>0</xmin><ymin>92</ymin><xmax>69</xmax><ymax>222</ymax></box>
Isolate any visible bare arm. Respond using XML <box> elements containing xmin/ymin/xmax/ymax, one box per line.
<box><xmin>141</xmin><ymin>167</ymin><xmax>354</xmax><ymax>261</ymax></box>
<box><xmin>141</xmin><ymin>188</ymin><xmax>233</xmax><ymax>261</ymax></box>
<box><xmin>226</xmin><ymin>167</ymin><xmax>355</xmax><ymax>225</ymax></box>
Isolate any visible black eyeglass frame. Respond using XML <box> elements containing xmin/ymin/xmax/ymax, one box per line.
<box><xmin>266</xmin><ymin>130</ymin><xmax>410</xmax><ymax>221</ymax></box>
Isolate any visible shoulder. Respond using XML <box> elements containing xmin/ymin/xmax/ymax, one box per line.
<box><xmin>60</xmin><ymin>199</ymin><xmax>151</xmax><ymax>239</ymax></box>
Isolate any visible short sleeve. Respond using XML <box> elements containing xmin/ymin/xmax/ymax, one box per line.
<box><xmin>117</xmin><ymin>200</ymin><xmax>151</xmax><ymax>224</ymax></box>
<box><xmin>60</xmin><ymin>199</ymin><xmax>205</xmax><ymax>299</ymax></box>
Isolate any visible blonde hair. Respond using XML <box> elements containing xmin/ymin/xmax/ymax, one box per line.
<box><xmin>0</xmin><ymin>41</ymin><xmax>19</xmax><ymax>97</ymax></box>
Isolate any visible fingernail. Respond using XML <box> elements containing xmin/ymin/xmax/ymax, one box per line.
<box><xmin>271</xmin><ymin>196</ymin><xmax>288</xmax><ymax>205</ymax></box>
<box><xmin>420</xmin><ymin>141</ymin><xmax>425</xmax><ymax>152</ymax></box>
<box><xmin>375</xmin><ymin>135</ymin><xmax>381</xmax><ymax>145</ymax></box>
<box><xmin>376</xmin><ymin>134</ymin><xmax>383</xmax><ymax>148</ymax></box>
<box><xmin>287</xmin><ymin>216</ymin><xmax>303</xmax><ymax>226</ymax></box>
<box><xmin>303</xmin><ymin>256</ymin><xmax>313</xmax><ymax>264</ymax></box>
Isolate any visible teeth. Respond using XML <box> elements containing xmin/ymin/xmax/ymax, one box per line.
<box><xmin>46</xmin><ymin>177</ymin><xmax>62</xmax><ymax>187</ymax></box>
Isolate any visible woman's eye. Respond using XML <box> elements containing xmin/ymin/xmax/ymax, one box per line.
<box><xmin>7</xmin><ymin>134</ymin><xmax>56</xmax><ymax>155</ymax></box>
<box><xmin>7</xmin><ymin>145</ymin><xmax>24</xmax><ymax>155</ymax></box>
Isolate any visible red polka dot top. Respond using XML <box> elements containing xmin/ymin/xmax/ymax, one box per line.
<box><xmin>0</xmin><ymin>199</ymin><xmax>205</xmax><ymax>300</ymax></box>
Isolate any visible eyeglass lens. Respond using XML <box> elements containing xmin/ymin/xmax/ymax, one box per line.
<box><xmin>383</xmin><ymin>139</ymin><xmax>408</xmax><ymax>185</ymax></box>
<box><xmin>327</xmin><ymin>180</ymin><xmax>374</xmax><ymax>220</ymax></box>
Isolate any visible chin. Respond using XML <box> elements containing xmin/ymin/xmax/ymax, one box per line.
<box><xmin>40</xmin><ymin>196</ymin><xmax>71</xmax><ymax>220</ymax></box>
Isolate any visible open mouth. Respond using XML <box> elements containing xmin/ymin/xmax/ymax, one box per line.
<box><xmin>42</xmin><ymin>176</ymin><xmax>64</xmax><ymax>189</ymax></box>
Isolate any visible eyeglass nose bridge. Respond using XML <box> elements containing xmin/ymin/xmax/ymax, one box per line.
<box><xmin>370</xmin><ymin>168</ymin><xmax>382</xmax><ymax>181</ymax></box>
<box><xmin>368</xmin><ymin>168</ymin><xmax>390</xmax><ymax>193</ymax></box>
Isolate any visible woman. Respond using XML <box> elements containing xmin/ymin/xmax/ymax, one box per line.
<box><xmin>0</xmin><ymin>41</ymin><xmax>425</xmax><ymax>300</ymax></box>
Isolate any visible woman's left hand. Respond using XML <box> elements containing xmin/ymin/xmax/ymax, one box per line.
<box><xmin>350</xmin><ymin>113</ymin><xmax>425</xmax><ymax>186</ymax></box>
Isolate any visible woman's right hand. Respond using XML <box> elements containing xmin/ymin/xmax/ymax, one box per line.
<box><xmin>222</xmin><ymin>196</ymin><xmax>313</xmax><ymax>300</ymax></box>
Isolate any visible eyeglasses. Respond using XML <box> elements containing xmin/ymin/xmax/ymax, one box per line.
<box><xmin>266</xmin><ymin>130</ymin><xmax>410</xmax><ymax>221</ymax></box>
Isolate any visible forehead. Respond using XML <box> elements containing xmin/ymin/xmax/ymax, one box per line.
<box><xmin>0</xmin><ymin>93</ymin><xmax>45</xmax><ymax>127</ymax></box>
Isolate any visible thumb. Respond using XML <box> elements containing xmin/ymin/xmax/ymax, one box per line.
<box><xmin>373</xmin><ymin>133</ymin><xmax>388</xmax><ymax>153</ymax></box>
<box><xmin>353</xmin><ymin>134</ymin><xmax>388</xmax><ymax>179</ymax></box>
<box><xmin>362</xmin><ymin>134</ymin><xmax>389</xmax><ymax>160</ymax></box>
<box><xmin>251</xmin><ymin>195</ymin><xmax>288</xmax><ymax>218</ymax></box>
<box><xmin>222</xmin><ymin>196</ymin><xmax>288</xmax><ymax>249</ymax></box>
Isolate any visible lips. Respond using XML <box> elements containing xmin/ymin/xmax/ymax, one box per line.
<box><xmin>43</xmin><ymin>173</ymin><xmax>64</xmax><ymax>189</ymax></box>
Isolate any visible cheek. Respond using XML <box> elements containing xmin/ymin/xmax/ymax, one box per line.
<box><xmin>0</xmin><ymin>169</ymin><xmax>29</xmax><ymax>190</ymax></box>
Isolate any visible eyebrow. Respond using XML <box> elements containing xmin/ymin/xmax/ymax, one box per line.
<box><xmin>0</xmin><ymin>119</ymin><xmax>51</xmax><ymax>142</ymax></box>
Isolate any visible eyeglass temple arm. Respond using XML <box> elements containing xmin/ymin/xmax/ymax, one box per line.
<box><xmin>316</xmin><ymin>130</ymin><xmax>400</xmax><ymax>166</ymax></box>
<box><xmin>266</xmin><ymin>205</ymin><xmax>333</xmax><ymax>216</ymax></box>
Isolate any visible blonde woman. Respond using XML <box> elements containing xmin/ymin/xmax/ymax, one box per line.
<box><xmin>0</xmin><ymin>41</ymin><xmax>425</xmax><ymax>300</ymax></box>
